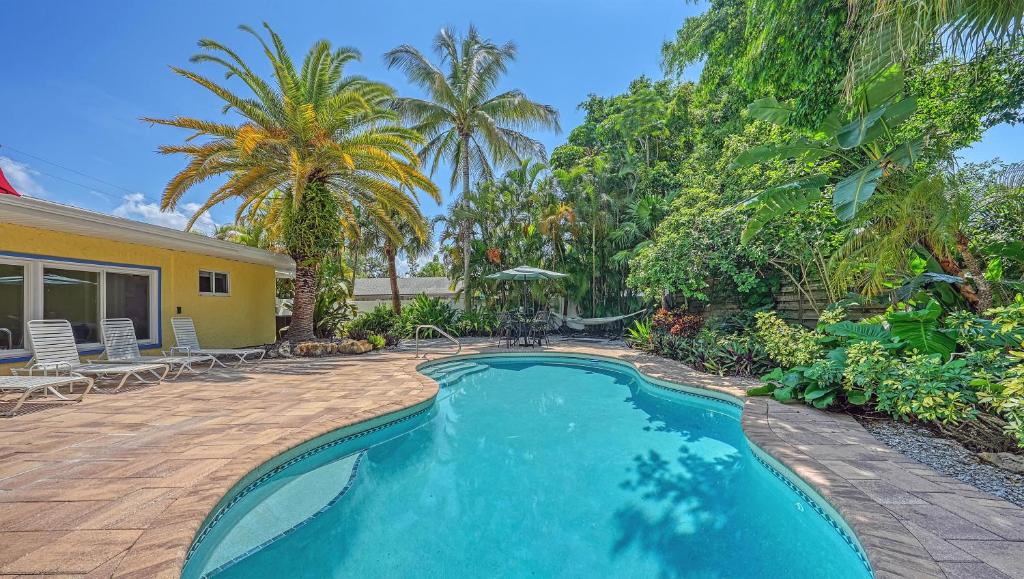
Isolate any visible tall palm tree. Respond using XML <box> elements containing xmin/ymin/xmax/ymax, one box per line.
<box><xmin>385</xmin><ymin>26</ymin><xmax>560</xmax><ymax>308</ymax></box>
<box><xmin>360</xmin><ymin>210</ymin><xmax>433</xmax><ymax>314</ymax></box>
<box><xmin>145</xmin><ymin>24</ymin><xmax>439</xmax><ymax>341</ymax></box>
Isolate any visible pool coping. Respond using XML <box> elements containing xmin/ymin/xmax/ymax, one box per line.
<box><xmin>96</xmin><ymin>340</ymin><xmax>1023</xmax><ymax>578</ymax></box>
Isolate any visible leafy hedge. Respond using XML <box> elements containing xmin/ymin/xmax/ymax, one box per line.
<box><xmin>631</xmin><ymin>309</ymin><xmax>773</xmax><ymax>377</ymax></box>
<box><xmin>344</xmin><ymin>296</ymin><xmax>500</xmax><ymax>342</ymax></box>
<box><xmin>748</xmin><ymin>297</ymin><xmax>1024</xmax><ymax>447</ymax></box>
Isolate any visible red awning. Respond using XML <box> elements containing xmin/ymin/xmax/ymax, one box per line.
<box><xmin>0</xmin><ymin>167</ymin><xmax>21</xmax><ymax>196</ymax></box>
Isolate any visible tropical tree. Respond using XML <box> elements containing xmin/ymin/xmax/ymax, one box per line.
<box><xmin>145</xmin><ymin>23</ymin><xmax>438</xmax><ymax>341</ymax></box>
<box><xmin>385</xmin><ymin>26</ymin><xmax>560</xmax><ymax>308</ymax></box>
<box><xmin>382</xmin><ymin>212</ymin><xmax>432</xmax><ymax>314</ymax></box>
<box><xmin>414</xmin><ymin>256</ymin><xmax>446</xmax><ymax>277</ymax></box>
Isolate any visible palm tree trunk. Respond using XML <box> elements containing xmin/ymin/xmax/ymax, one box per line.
<box><xmin>461</xmin><ymin>133</ymin><xmax>472</xmax><ymax>311</ymax></box>
<box><xmin>286</xmin><ymin>259</ymin><xmax>317</xmax><ymax>342</ymax></box>
<box><xmin>921</xmin><ymin>239</ymin><xmax>981</xmax><ymax>310</ymax></box>
<box><xmin>956</xmin><ymin>232</ymin><xmax>993</xmax><ymax>313</ymax></box>
<box><xmin>386</xmin><ymin>242</ymin><xmax>402</xmax><ymax>314</ymax></box>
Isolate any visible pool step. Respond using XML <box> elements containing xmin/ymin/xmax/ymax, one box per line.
<box><xmin>430</xmin><ymin>362</ymin><xmax>488</xmax><ymax>386</ymax></box>
<box><xmin>201</xmin><ymin>452</ymin><xmax>361</xmax><ymax>575</ymax></box>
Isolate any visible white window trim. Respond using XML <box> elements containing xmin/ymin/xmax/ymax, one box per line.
<box><xmin>199</xmin><ymin>270</ymin><xmax>231</xmax><ymax>297</ymax></box>
<box><xmin>0</xmin><ymin>255</ymin><xmax>159</xmax><ymax>361</ymax></box>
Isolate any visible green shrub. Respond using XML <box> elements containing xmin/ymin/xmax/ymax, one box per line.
<box><xmin>367</xmin><ymin>334</ymin><xmax>386</xmax><ymax>349</ymax></box>
<box><xmin>753</xmin><ymin>311</ymin><xmax>821</xmax><ymax>367</ymax></box>
<box><xmin>650</xmin><ymin>327</ymin><xmax>772</xmax><ymax>377</ymax></box>
<box><xmin>972</xmin><ymin>349</ymin><xmax>1024</xmax><ymax>446</ymax></box>
<box><xmin>652</xmin><ymin>308</ymin><xmax>706</xmax><ymax>338</ymax></box>
<box><xmin>399</xmin><ymin>294</ymin><xmax>459</xmax><ymax>337</ymax></box>
<box><xmin>625</xmin><ymin>318</ymin><xmax>653</xmax><ymax>352</ymax></box>
<box><xmin>346</xmin><ymin>304</ymin><xmax>400</xmax><ymax>341</ymax></box>
<box><xmin>876</xmin><ymin>354</ymin><xmax>976</xmax><ymax>425</ymax></box>
<box><xmin>456</xmin><ymin>308</ymin><xmax>499</xmax><ymax>336</ymax></box>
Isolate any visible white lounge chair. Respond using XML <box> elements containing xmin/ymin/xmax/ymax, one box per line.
<box><xmin>100</xmin><ymin>318</ymin><xmax>217</xmax><ymax>379</ymax></box>
<box><xmin>19</xmin><ymin>320</ymin><xmax>169</xmax><ymax>392</ymax></box>
<box><xmin>0</xmin><ymin>374</ymin><xmax>94</xmax><ymax>416</ymax></box>
<box><xmin>171</xmin><ymin>317</ymin><xmax>265</xmax><ymax>368</ymax></box>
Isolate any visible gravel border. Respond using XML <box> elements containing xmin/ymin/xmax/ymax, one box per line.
<box><xmin>859</xmin><ymin>417</ymin><xmax>1024</xmax><ymax>507</ymax></box>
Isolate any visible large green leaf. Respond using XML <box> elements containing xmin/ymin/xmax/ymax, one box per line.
<box><xmin>833</xmin><ymin>162</ymin><xmax>883</xmax><ymax>221</ymax></box>
<box><xmin>861</xmin><ymin>97</ymin><xmax>918</xmax><ymax>145</ymax></box>
<box><xmin>746</xmin><ymin>97</ymin><xmax>794</xmax><ymax>125</ymax></box>
<box><xmin>812</xmin><ymin>110</ymin><xmax>843</xmax><ymax>141</ymax></box>
<box><xmin>730</xmin><ymin>137</ymin><xmax>834</xmax><ymax>169</ymax></box>
<box><xmin>859</xmin><ymin>66</ymin><xmax>905</xmax><ymax>109</ymax></box>
<box><xmin>883</xmin><ymin>138</ymin><xmax>923</xmax><ymax>168</ymax></box>
<box><xmin>825</xmin><ymin>321</ymin><xmax>892</xmax><ymax>343</ymax></box>
<box><xmin>984</xmin><ymin>241</ymin><xmax>1024</xmax><ymax>263</ymax></box>
<box><xmin>740</xmin><ymin>174</ymin><xmax>828</xmax><ymax>243</ymax></box>
<box><xmin>837</xmin><ymin>105</ymin><xmax>888</xmax><ymax>148</ymax></box>
<box><xmin>885</xmin><ymin>300</ymin><xmax>957</xmax><ymax>358</ymax></box>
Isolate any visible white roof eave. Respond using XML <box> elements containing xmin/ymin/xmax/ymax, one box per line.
<box><xmin>0</xmin><ymin>195</ymin><xmax>295</xmax><ymax>273</ymax></box>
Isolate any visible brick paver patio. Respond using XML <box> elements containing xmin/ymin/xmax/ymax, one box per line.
<box><xmin>0</xmin><ymin>340</ymin><xmax>1021</xmax><ymax>578</ymax></box>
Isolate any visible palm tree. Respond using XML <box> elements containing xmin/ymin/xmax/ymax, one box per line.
<box><xmin>385</xmin><ymin>26</ymin><xmax>560</xmax><ymax>308</ymax></box>
<box><xmin>847</xmin><ymin>1</ymin><xmax>1024</xmax><ymax>93</ymax></box>
<box><xmin>831</xmin><ymin>173</ymin><xmax>994</xmax><ymax>311</ymax></box>
<box><xmin>145</xmin><ymin>24</ymin><xmax>439</xmax><ymax>341</ymax></box>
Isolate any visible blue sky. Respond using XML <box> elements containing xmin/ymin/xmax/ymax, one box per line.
<box><xmin>1</xmin><ymin>0</ymin><xmax>1021</xmax><ymax>237</ymax></box>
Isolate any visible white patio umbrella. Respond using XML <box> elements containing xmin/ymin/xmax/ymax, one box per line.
<box><xmin>486</xmin><ymin>266</ymin><xmax>568</xmax><ymax>312</ymax></box>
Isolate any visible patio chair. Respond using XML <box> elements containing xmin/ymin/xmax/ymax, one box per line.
<box><xmin>171</xmin><ymin>317</ymin><xmax>265</xmax><ymax>368</ymax></box>
<box><xmin>0</xmin><ymin>374</ymin><xmax>94</xmax><ymax>416</ymax></box>
<box><xmin>100</xmin><ymin>318</ymin><xmax>216</xmax><ymax>379</ymax></box>
<box><xmin>497</xmin><ymin>312</ymin><xmax>516</xmax><ymax>348</ymax></box>
<box><xmin>18</xmin><ymin>320</ymin><xmax>169</xmax><ymax>392</ymax></box>
<box><xmin>530</xmin><ymin>310</ymin><xmax>551</xmax><ymax>347</ymax></box>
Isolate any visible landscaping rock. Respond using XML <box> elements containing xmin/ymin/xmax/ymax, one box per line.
<box><xmin>337</xmin><ymin>339</ymin><xmax>373</xmax><ymax>355</ymax></box>
<box><xmin>979</xmin><ymin>452</ymin><xmax>1024</xmax><ymax>475</ymax></box>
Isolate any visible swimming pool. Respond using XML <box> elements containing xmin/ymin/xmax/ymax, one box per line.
<box><xmin>184</xmin><ymin>355</ymin><xmax>872</xmax><ymax>578</ymax></box>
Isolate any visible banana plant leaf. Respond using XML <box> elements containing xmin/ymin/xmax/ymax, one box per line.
<box><xmin>825</xmin><ymin>321</ymin><xmax>892</xmax><ymax>343</ymax></box>
<box><xmin>837</xmin><ymin>105</ymin><xmax>889</xmax><ymax>149</ymax></box>
<box><xmin>834</xmin><ymin>161</ymin><xmax>883</xmax><ymax>221</ymax></box>
<box><xmin>883</xmin><ymin>137</ymin><xmax>923</xmax><ymax>168</ymax></box>
<box><xmin>885</xmin><ymin>300</ymin><xmax>957</xmax><ymax>358</ymax></box>
<box><xmin>860</xmin><ymin>97</ymin><xmax>918</xmax><ymax>145</ymax></box>
<box><xmin>740</xmin><ymin>174</ymin><xmax>828</xmax><ymax>243</ymax></box>
<box><xmin>746</xmin><ymin>96</ymin><xmax>794</xmax><ymax>125</ymax></box>
<box><xmin>730</xmin><ymin>137</ymin><xmax>834</xmax><ymax>169</ymax></box>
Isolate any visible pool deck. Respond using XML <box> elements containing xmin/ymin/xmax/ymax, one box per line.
<box><xmin>0</xmin><ymin>340</ymin><xmax>1021</xmax><ymax>578</ymax></box>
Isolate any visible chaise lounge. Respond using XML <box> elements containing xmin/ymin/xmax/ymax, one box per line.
<box><xmin>0</xmin><ymin>374</ymin><xmax>94</xmax><ymax>416</ymax></box>
<box><xmin>100</xmin><ymin>318</ymin><xmax>217</xmax><ymax>379</ymax></box>
<box><xmin>171</xmin><ymin>317</ymin><xmax>265</xmax><ymax>368</ymax></box>
<box><xmin>18</xmin><ymin>320</ymin><xmax>169</xmax><ymax>392</ymax></box>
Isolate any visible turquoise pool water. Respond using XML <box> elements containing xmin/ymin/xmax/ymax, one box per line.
<box><xmin>185</xmin><ymin>355</ymin><xmax>871</xmax><ymax>578</ymax></box>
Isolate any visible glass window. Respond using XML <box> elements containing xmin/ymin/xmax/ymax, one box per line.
<box><xmin>106</xmin><ymin>272</ymin><xmax>151</xmax><ymax>339</ymax></box>
<box><xmin>0</xmin><ymin>264</ymin><xmax>25</xmax><ymax>350</ymax></box>
<box><xmin>214</xmin><ymin>272</ymin><xmax>229</xmax><ymax>294</ymax></box>
<box><xmin>199</xmin><ymin>270</ymin><xmax>229</xmax><ymax>295</ymax></box>
<box><xmin>43</xmin><ymin>268</ymin><xmax>100</xmax><ymax>344</ymax></box>
<box><xmin>199</xmin><ymin>271</ymin><xmax>213</xmax><ymax>293</ymax></box>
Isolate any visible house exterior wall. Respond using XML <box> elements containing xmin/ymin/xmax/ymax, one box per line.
<box><xmin>353</xmin><ymin>294</ymin><xmax>462</xmax><ymax>314</ymax></box>
<box><xmin>0</xmin><ymin>223</ymin><xmax>278</xmax><ymax>375</ymax></box>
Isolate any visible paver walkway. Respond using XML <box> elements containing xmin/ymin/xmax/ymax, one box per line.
<box><xmin>0</xmin><ymin>340</ymin><xmax>1021</xmax><ymax>578</ymax></box>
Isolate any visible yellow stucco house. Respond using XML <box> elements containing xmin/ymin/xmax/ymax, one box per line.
<box><xmin>0</xmin><ymin>195</ymin><xmax>294</xmax><ymax>375</ymax></box>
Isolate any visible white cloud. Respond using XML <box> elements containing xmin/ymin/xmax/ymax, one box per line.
<box><xmin>113</xmin><ymin>193</ymin><xmax>217</xmax><ymax>234</ymax></box>
<box><xmin>0</xmin><ymin>156</ymin><xmax>50</xmax><ymax>197</ymax></box>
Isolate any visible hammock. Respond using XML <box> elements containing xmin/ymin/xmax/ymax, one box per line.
<box><xmin>549</xmin><ymin>310</ymin><xmax>646</xmax><ymax>331</ymax></box>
